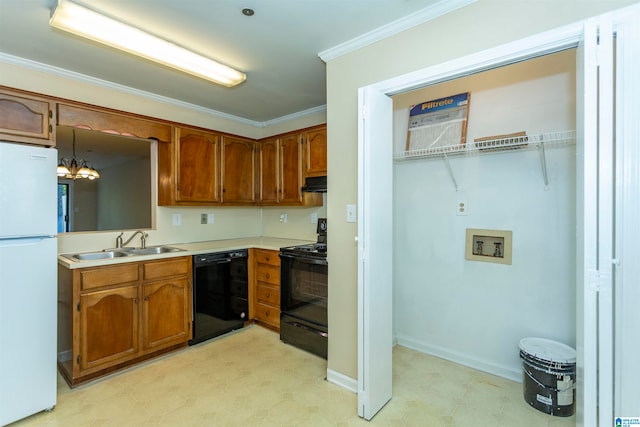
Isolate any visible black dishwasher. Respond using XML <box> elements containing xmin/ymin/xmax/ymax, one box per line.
<box><xmin>189</xmin><ymin>250</ymin><xmax>248</xmax><ymax>345</ymax></box>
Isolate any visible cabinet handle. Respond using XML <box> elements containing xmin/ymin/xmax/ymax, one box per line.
<box><xmin>265</xmin><ymin>256</ymin><xmax>270</xmax><ymax>261</ymax></box>
<box><xmin>134</xmin><ymin>298</ymin><xmax>139</xmax><ymax>304</ymax></box>
<box><xmin>265</xmin><ymin>273</ymin><xmax>270</xmax><ymax>279</ymax></box>
<box><xmin>265</xmin><ymin>292</ymin><xmax>270</xmax><ymax>298</ymax></box>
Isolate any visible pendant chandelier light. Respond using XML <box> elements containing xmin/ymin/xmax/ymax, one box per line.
<box><xmin>57</xmin><ymin>129</ymin><xmax>100</xmax><ymax>180</ymax></box>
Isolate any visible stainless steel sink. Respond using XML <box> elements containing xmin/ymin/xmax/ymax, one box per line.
<box><xmin>63</xmin><ymin>246</ymin><xmax>185</xmax><ymax>261</ymax></box>
<box><xmin>122</xmin><ymin>246</ymin><xmax>185</xmax><ymax>255</ymax></box>
<box><xmin>67</xmin><ymin>250</ymin><xmax>132</xmax><ymax>261</ymax></box>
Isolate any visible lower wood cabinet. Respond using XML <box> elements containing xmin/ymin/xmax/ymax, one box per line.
<box><xmin>58</xmin><ymin>256</ymin><xmax>191</xmax><ymax>387</ymax></box>
<box><xmin>250</xmin><ymin>249</ymin><xmax>281</xmax><ymax>330</ymax></box>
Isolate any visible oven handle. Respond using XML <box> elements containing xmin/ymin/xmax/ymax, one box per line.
<box><xmin>279</xmin><ymin>252</ymin><xmax>328</xmax><ymax>266</ymax></box>
<box><xmin>289</xmin><ymin>321</ymin><xmax>328</xmax><ymax>338</ymax></box>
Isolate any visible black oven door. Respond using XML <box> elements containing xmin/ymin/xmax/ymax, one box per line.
<box><xmin>280</xmin><ymin>252</ymin><xmax>328</xmax><ymax>327</ymax></box>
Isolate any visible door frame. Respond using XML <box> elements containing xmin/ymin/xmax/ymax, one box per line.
<box><xmin>357</xmin><ymin>4</ymin><xmax>639</xmax><ymax>422</ymax></box>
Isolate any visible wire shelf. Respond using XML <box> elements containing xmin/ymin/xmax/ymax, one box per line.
<box><xmin>394</xmin><ymin>130</ymin><xmax>576</xmax><ymax>160</ymax></box>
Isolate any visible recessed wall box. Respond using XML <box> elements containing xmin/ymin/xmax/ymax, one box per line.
<box><xmin>465</xmin><ymin>228</ymin><xmax>512</xmax><ymax>265</ymax></box>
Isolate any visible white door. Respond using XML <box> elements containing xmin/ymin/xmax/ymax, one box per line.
<box><xmin>357</xmin><ymin>86</ymin><xmax>394</xmax><ymax>420</ymax></box>
<box><xmin>578</xmin><ymin>6</ymin><xmax>640</xmax><ymax>424</ymax></box>
<box><xmin>612</xmin><ymin>5</ymin><xmax>640</xmax><ymax>416</ymax></box>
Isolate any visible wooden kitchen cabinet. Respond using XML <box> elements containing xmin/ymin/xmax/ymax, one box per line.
<box><xmin>142</xmin><ymin>258</ymin><xmax>191</xmax><ymax>350</ymax></box>
<box><xmin>258</xmin><ymin>138</ymin><xmax>279</xmax><ymax>204</ymax></box>
<box><xmin>174</xmin><ymin>126</ymin><xmax>221</xmax><ymax>203</ymax></box>
<box><xmin>251</xmin><ymin>249</ymin><xmax>281</xmax><ymax>330</ymax></box>
<box><xmin>79</xmin><ymin>284</ymin><xmax>140</xmax><ymax>373</ymax></box>
<box><xmin>257</xmin><ymin>132</ymin><xmax>322</xmax><ymax>206</ymax></box>
<box><xmin>279</xmin><ymin>133</ymin><xmax>304</xmax><ymax>204</ymax></box>
<box><xmin>57</xmin><ymin>103</ymin><xmax>171</xmax><ymax>142</ymax></box>
<box><xmin>301</xmin><ymin>125</ymin><xmax>327</xmax><ymax>178</ymax></box>
<box><xmin>57</xmin><ymin>256</ymin><xmax>192</xmax><ymax>387</ymax></box>
<box><xmin>221</xmin><ymin>136</ymin><xmax>257</xmax><ymax>204</ymax></box>
<box><xmin>0</xmin><ymin>87</ymin><xmax>55</xmax><ymax>146</ymax></box>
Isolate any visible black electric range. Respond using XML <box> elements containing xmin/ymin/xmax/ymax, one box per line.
<box><xmin>279</xmin><ymin>218</ymin><xmax>328</xmax><ymax>358</ymax></box>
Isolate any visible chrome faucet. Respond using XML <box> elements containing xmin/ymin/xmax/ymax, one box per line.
<box><xmin>115</xmin><ymin>231</ymin><xmax>148</xmax><ymax>248</ymax></box>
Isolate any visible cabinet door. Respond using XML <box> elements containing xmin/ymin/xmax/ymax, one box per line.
<box><xmin>142</xmin><ymin>277</ymin><xmax>190</xmax><ymax>351</ymax></box>
<box><xmin>175</xmin><ymin>127</ymin><xmax>220</xmax><ymax>203</ymax></box>
<box><xmin>79</xmin><ymin>284</ymin><xmax>139</xmax><ymax>373</ymax></box>
<box><xmin>222</xmin><ymin>136</ymin><xmax>256</xmax><ymax>204</ymax></box>
<box><xmin>0</xmin><ymin>89</ymin><xmax>54</xmax><ymax>146</ymax></box>
<box><xmin>302</xmin><ymin>126</ymin><xmax>327</xmax><ymax>177</ymax></box>
<box><xmin>258</xmin><ymin>138</ymin><xmax>278</xmax><ymax>204</ymax></box>
<box><xmin>279</xmin><ymin>133</ymin><xmax>303</xmax><ymax>204</ymax></box>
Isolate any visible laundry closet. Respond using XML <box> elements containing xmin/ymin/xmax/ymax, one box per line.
<box><xmin>391</xmin><ymin>49</ymin><xmax>577</xmax><ymax>381</ymax></box>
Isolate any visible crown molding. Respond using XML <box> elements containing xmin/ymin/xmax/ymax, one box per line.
<box><xmin>261</xmin><ymin>104</ymin><xmax>327</xmax><ymax>128</ymax></box>
<box><xmin>318</xmin><ymin>0</ymin><xmax>477</xmax><ymax>62</ymax></box>
<box><xmin>0</xmin><ymin>52</ymin><xmax>325</xmax><ymax>129</ymax></box>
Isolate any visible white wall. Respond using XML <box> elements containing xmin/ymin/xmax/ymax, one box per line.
<box><xmin>325</xmin><ymin>0</ymin><xmax>635</xmax><ymax>381</ymax></box>
<box><xmin>391</xmin><ymin>51</ymin><xmax>576</xmax><ymax>380</ymax></box>
<box><xmin>98</xmin><ymin>156</ymin><xmax>151</xmax><ymax>231</ymax></box>
<box><xmin>262</xmin><ymin>196</ymin><xmax>327</xmax><ymax>240</ymax></box>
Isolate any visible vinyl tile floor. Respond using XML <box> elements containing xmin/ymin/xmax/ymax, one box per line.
<box><xmin>11</xmin><ymin>325</ymin><xmax>575</xmax><ymax>426</ymax></box>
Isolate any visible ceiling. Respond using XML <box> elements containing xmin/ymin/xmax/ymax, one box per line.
<box><xmin>0</xmin><ymin>0</ymin><xmax>443</xmax><ymax>125</ymax></box>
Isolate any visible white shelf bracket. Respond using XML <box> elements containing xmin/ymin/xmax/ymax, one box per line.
<box><xmin>442</xmin><ymin>153</ymin><xmax>459</xmax><ymax>191</ymax></box>
<box><xmin>537</xmin><ymin>139</ymin><xmax>550</xmax><ymax>190</ymax></box>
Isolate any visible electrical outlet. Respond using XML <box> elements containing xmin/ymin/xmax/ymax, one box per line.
<box><xmin>279</xmin><ymin>213</ymin><xmax>288</xmax><ymax>223</ymax></box>
<box><xmin>311</xmin><ymin>213</ymin><xmax>318</xmax><ymax>224</ymax></box>
<box><xmin>200</xmin><ymin>214</ymin><xmax>207</xmax><ymax>224</ymax></box>
<box><xmin>456</xmin><ymin>200</ymin><xmax>468</xmax><ymax>216</ymax></box>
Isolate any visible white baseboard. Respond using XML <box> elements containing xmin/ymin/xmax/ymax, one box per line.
<box><xmin>395</xmin><ymin>336</ymin><xmax>522</xmax><ymax>383</ymax></box>
<box><xmin>326</xmin><ymin>368</ymin><xmax>358</xmax><ymax>393</ymax></box>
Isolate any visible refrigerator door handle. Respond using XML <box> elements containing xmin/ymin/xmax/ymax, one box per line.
<box><xmin>0</xmin><ymin>237</ymin><xmax>54</xmax><ymax>247</ymax></box>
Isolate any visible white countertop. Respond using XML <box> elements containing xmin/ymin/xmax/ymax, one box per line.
<box><xmin>58</xmin><ymin>237</ymin><xmax>314</xmax><ymax>269</ymax></box>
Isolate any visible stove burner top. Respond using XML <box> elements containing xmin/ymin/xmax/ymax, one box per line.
<box><xmin>281</xmin><ymin>243</ymin><xmax>327</xmax><ymax>258</ymax></box>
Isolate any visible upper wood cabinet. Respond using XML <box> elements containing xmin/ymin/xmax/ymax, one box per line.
<box><xmin>221</xmin><ymin>136</ymin><xmax>257</xmax><ymax>205</ymax></box>
<box><xmin>258</xmin><ymin>138</ymin><xmax>279</xmax><ymax>204</ymax></box>
<box><xmin>57</xmin><ymin>103</ymin><xmax>171</xmax><ymax>142</ymax></box>
<box><xmin>258</xmin><ymin>133</ymin><xmax>303</xmax><ymax>205</ymax></box>
<box><xmin>174</xmin><ymin>127</ymin><xmax>221</xmax><ymax>204</ymax></box>
<box><xmin>301</xmin><ymin>125</ymin><xmax>327</xmax><ymax>177</ymax></box>
<box><xmin>279</xmin><ymin>133</ymin><xmax>304</xmax><ymax>204</ymax></box>
<box><xmin>257</xmin><ymin>128</ymin><xmax>323</xmax><ymax>207</ymax></box>
<box><xmin>0</xmin><ymin>88</ymin><xmax>55</xmax><ymax>146</ymax></box>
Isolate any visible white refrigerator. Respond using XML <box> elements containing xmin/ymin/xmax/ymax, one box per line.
<box><xmin>0</xmin><ymin>142</ymin><xmax>57</xmax><ymax>425</ymax></box>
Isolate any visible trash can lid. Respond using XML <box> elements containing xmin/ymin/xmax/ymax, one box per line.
<box><xmin>519</xmin><ymin>337</ymin><xmax>576</xmax><ymax>364</ymax></box>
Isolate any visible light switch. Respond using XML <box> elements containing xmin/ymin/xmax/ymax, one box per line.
<box><xmin>172</xmin><ymin>213</ymin><xmax>182</xmax><ymax>226</ymax></box>
<box><xmin>207</xmin><ymin>213</ymin><xmax>215</xmax><ymax>224</ymax></box>
<box><xmin>346</xmin><ymin>204</ymin><xmax>357</xmax><ymax>223</ymax></box>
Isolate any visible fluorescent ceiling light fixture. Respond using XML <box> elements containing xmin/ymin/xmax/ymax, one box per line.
<box><xmin>50</xmin><ymin>0</ymin><xmax>246</xmax><ymax>87</ymax></box>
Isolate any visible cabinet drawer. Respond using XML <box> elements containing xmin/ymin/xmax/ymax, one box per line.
<box><xmin>80</xmin><ymin>264</ymin><xmax>139</xmax><ymax>291</ymax></box>
<box><xmin>254</xmin><ymin>249</ymin><xmax>280</xmax><ymax>267</ymax></box>
<box><xmin>255</xmin><ymin>302</ymin><xmax>280</xmax><ymax>328</ymax></box>
<box><xmin>256</xmin><ymin>284</ymin><xmax>279</xmax><ymax>306</ymax></box>
<box><xmin>143</xmin><ymin>257</ymin><xmax>190</xmax><ymax>281</ymax></box>
<box><xmin>256</xmin><ymin>265</ymin><xmax>279</xmax><ymax>286</ymax></box>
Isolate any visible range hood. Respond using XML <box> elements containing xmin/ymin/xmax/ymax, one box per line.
<box><xmin>302</xmin><ymin>176</ymin><xmax>327</xmax><ymax>192</ymax></box>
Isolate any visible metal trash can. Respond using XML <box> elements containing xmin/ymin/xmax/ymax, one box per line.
<box><xmin>519</xmin><ymin>337</ymin><xmax>576</xmax><ymax>417</ymax></box>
